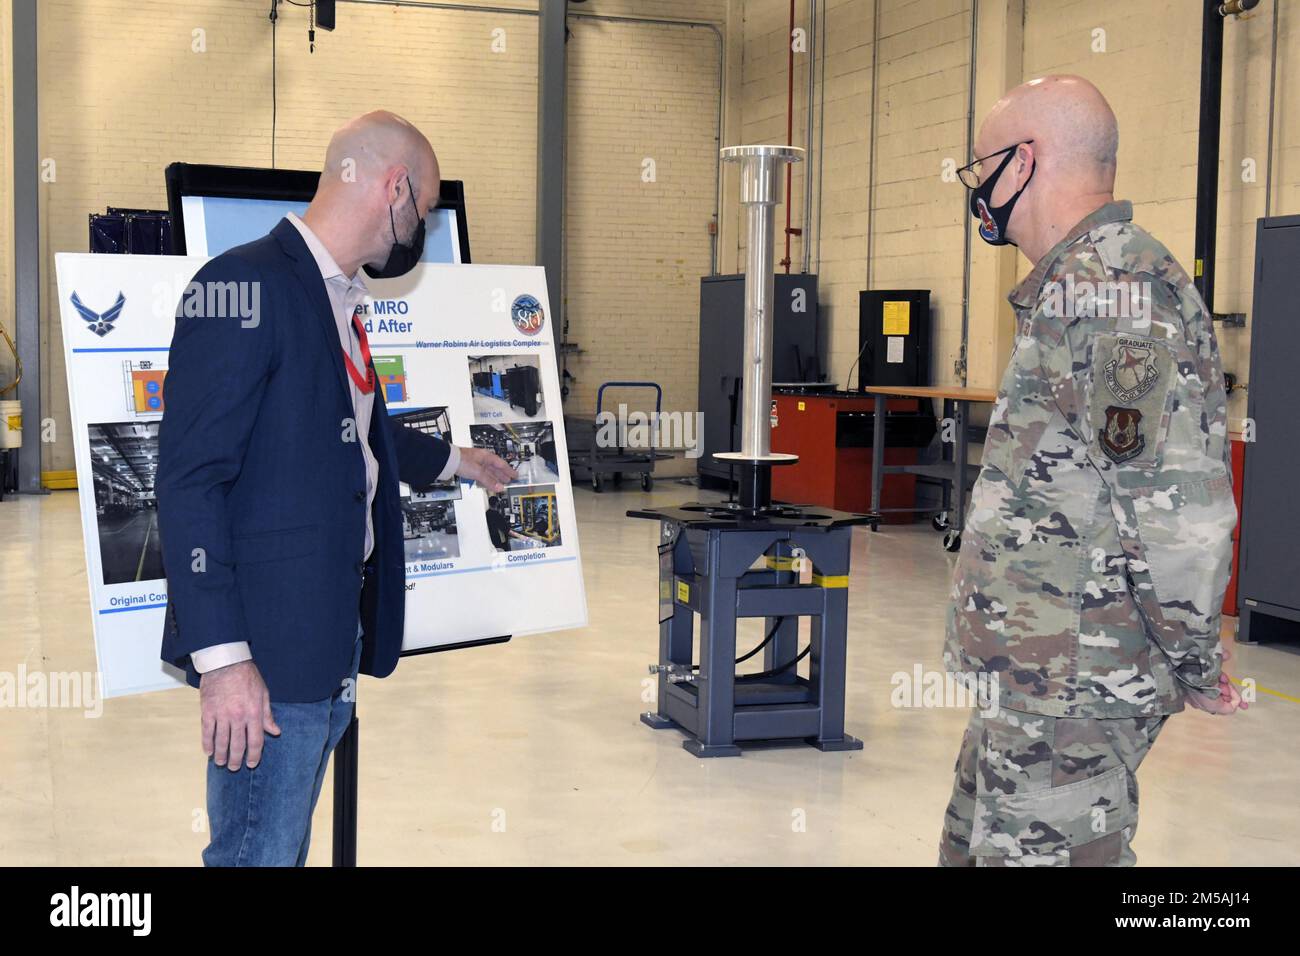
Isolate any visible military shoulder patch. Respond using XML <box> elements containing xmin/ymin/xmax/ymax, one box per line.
<box><xmin>1088</xmin><ymin>332</ymin><xmax>1174</xmax><ymax>468</ymax></box>
<box><xmin>1100</xmin><ymin>406</ymin><xmax>1144</xmax><ymax>463</ymax></box>
<box><xmin>1102</xmin><ymin>335</ymin><xmax>1161</xmax><ymax>403</ymax></box>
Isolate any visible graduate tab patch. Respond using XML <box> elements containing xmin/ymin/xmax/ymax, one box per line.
<box><xmin>1101</xmin><ymin>406</ymin><xmax>1144</xmax><ymax>463</ymax></box>
<box><xmin>1088</xmin><ymin>332</ymin><xmax>1174</xmax><ymax>468</ymax></box>
<box><xmin>1103</xmin><ymin>335</ymin><xmax>1161</xmax><ymax>403</ymax></box>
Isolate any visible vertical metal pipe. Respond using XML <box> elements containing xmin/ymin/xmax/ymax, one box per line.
<box><xmin>536</xmin><ymin>0</ymin><xmax>567</xmax><ymax>371</ymax></box>
<box><xmin>815</xmin><ymin>0</ymin><xmax>827</xmax><ymax>274</ymax></box>
<box><xmin>958</xmin><ymin>0</ymin><xmax>979</xmax><ymax>386</ymax></box>
<box><xmin>1193</xmin><ymin>0</ymin><xmax>1224</xmax><ymax>314</ymax></box>
<box><xmin>783</xmin><ymin>0</ymin><xmax>796</xmax><ymax>273</ymax></box>
<box><xmin>719</xmin><ymin>146</ymin><xmax>802</xmax><ymax>464</ymax></box>
<box><xmin>865</xmin><ymin>0</ymin><xmax>880</xmax><ymax>292</ymax></box>
<box><xmin>745</xmin><ymin>193</ymin><xmax>778</xmax><ymax>456</ymax></box>
<box><xmin>1264</xmin><ymin>0</ymin><xmax>1280</xmax><ymax>219</ymax></box>
<box><xmin>13</xmin><ymin>0</ymin><xmax>42</xmax><ymax>494</ymax></box>
<box><xmin>802</xmin><ymin>0</ymin><xmax>817</xmax><ymax>274</ymax></box>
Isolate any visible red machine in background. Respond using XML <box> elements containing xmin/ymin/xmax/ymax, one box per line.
<box><xmin>770</xmin><ymin>391</ymin><xmax>925</xmax><ymax>521</ymax></box>
<box><xmin>1223</xmin><ymin>435</ymin><xmax>1246</xmax><ymax>617</ymax></box>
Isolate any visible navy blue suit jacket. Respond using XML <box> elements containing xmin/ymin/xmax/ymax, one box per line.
<box><xmin>157</xmin><ymin>219</ymin><xmax>450</xmax><ymax>701</ymax></box>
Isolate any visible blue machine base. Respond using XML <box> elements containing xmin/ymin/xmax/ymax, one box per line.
<box><xmin>631</xmin><ymin>500</ymin><xmax>870</xmax><ymax>760</ymax></box>
<box><xmin>642</xmin><ymin>710</ymin><xmax>862</xmax><ymax>757</ymax></box>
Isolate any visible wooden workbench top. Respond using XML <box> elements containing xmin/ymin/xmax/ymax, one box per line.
<box><xmin>861</xmin><ymin>384</ymin><xmax>999</xmax><ymax>403</ymax></box>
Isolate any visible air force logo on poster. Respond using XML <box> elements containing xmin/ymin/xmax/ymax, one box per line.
<box><xmin>71</xmin><ymin>291</ymin><xmax>126</xmax><ymax>337</ymax></box>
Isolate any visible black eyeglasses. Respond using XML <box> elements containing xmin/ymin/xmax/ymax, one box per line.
<box><xmin>956</xmin><ymin>140</ymin><xmax>1033</xmax><ymax>189</ymax></box>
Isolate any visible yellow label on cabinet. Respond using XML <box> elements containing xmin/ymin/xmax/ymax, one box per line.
<box><xmin>882</xmin><ymin>301</ymin><xmax>910</xmax><ymax>336</ymax></box>
<box><xmin>676</xmin><ymin>580</ymin><xmax>690</xmax><ymax>603</ymax></box>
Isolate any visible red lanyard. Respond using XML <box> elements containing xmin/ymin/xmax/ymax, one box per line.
<box><xmin>342</xmin><ymin>311</ymin><xmax>374</xmax><ymax>394</ymax></box>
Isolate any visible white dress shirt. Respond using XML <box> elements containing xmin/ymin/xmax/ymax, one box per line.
<box><xmin>190</xmin><ymin>214</ymin><xmax>460</xmax><ymax>674</ymax></box>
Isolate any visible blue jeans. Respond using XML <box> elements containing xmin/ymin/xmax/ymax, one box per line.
<box><xmin>202</xmin><ymin>635</ymin><xmax>361</xmax><ymax>867</ymax></box>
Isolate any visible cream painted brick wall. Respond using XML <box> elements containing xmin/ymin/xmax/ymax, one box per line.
<box><xmin>726</xmin><ymin>0</ymin><xmax>1300</xmax><ymax>430</ymax></box>
<box><xmin>1022</xmin><ymin>0</ymin><xmax>1299</xmax><ymax>429</ymax></box>
<box><xmin>729</xmin><ymin>0</ymin><xmax>972</xmax><ymax>391</ymax></box>
<box><xmin>563</xmin><ymin>16</ymin><xmax>722</xmax><ymax>442</ymax></box>
<box><xmin>34</xmin><ymin>0</ymin><xmax>540</xmax><ymax>472</ymax></box>
<box><xmin>867</xmin><ymin>0</ymin><xmax>971</xmax><ymax>387</ymax></box>
<box><xmin>20</xmin><ymin>0</ymin><xmax>723</xmax><ymax>474</ymax></box>
<box><xmin>13</xmin><ymin>0</ymin><xmax>1299</xmax><ymax>476</ymax></box>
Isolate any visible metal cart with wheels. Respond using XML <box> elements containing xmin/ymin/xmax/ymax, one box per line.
<box><xmin>565</xmin><ymin>381</ymin><xmax>672</xmax><ymax>493</ymax></box>
<box><xmin>864</xmin><ymin>385</ymin><xmax>996</xmax><ymax>551</ymax></box>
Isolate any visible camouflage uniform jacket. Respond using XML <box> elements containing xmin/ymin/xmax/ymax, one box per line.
<box><xmin>944</xmin><ymin>200</ymin><xmax>1236</xmax><ymax>719</ymax></box>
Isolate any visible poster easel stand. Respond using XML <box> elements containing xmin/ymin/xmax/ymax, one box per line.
<box><xmin>330</xmin><ymin>633</ymin><xmax>512</xmax><ymax>867</ymax></box>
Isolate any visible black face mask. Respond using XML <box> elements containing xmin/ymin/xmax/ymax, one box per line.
<box><xmin>969</xmin><ymin>145</ymin><xmax>1034</xmax><ymax>247</ymax></box>
<box><xmin>363</xmin><ymin>175</ymin><xmax>426</xmax><ymax>279</ymax></box>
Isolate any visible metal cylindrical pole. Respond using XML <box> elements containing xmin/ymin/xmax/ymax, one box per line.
<box><xmin>718</xmin><ymin>145</ymin><xmax>802</xmax><ymax>473</ymax></box>
<box><xmin>743</xmin><ymin>196</ymin><xmax>776</xmax><ymax>457</ymax></box>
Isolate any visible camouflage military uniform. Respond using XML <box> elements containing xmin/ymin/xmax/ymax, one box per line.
<box><xmin>939</xmin><ymin>201</ymin><xmax>1236</xmax><ymax>866</ymax></box>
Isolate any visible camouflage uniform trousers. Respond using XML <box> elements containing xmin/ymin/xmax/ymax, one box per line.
<box><xmin>938</xmin><ymin>706</ymin><xmax>1168</xmax><ymax>866</ymax></box>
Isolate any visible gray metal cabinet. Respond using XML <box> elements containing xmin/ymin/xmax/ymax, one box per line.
<box><xmin>696</xmin><ymin>274</ymin><xmax>819</xmax><ymax>484</ymax></box>
<box><xmin>1239</xmin><ymin>214</ymin><xmax>1300</xmax><ymax>644</ymax></box>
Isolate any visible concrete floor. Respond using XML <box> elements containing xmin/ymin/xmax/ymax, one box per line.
<box><xmin>1</xmin><ymin>483</ymin><xmax>1297</xmax><ymax>866</ymax></box>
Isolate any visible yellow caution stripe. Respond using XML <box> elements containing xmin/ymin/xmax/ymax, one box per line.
<box><xmin>811</xmin><ymin>573</ymin><xmax>849</xmax><ymax>589</ymax></box>
<box><xmin>41</xmin><ymin>470</ymin><xmax>77</xmax><ymax>490</ymax></box>
<box><xmin>1231</xmin><ymin>676</ymin><xmax>1300</xmax><ymax>706</ymax></box>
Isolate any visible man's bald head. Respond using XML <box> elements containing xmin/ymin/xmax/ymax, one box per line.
<box><xmin>322</xmin><ymin>110</ymin><xmax>437</xmax><ymax>190</ymax></box>
<box><xmin>304</xmin><ymin>110</ymin><xmax>441</xmax><ymax>277</ymax></box>
<box><xmin>977</xmin><ymin>75</ymin><xmax>1117</xmax><ymax>189</ymax></box>
<box><xmin>970</xmin><ymin>75</ymin><xmax>1119</xmax><ymax>260</ymax></box>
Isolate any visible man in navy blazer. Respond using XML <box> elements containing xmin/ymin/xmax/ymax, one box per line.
<box><xmin>157</xmin><ymin>111</ymin><xmax>515</xmax><ymax>866</ymax></box>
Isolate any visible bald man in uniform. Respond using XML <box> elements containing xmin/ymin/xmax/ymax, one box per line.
<box><xmin>938</xmin><ymin>76</ymin><xmax>1244</xmax><ymax>866</ymax></box>
<box><xmin>158</xmin><ymin>111</ymin><xmax>516</xmax><ymax>865</ymax></box>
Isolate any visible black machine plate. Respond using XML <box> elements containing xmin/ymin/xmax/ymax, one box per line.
<box><xmin>627</xmin><ymin>501</ymin><xmax>872</xmax><ymax>531</ymax></box>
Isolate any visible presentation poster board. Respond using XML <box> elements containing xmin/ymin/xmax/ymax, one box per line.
<box><xmin>56</xmin><ymin>253</ymin><xmax>586</xmax><ymax>698</ymax></box>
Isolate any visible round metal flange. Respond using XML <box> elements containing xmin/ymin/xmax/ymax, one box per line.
<box><xmin>720</xmin><ymin>145</ymin><xmax>804</xmax><ymax>206</ymax></box>
<box><xmin>720</xmin><ymin>144</ymin><xmax>805</xmax><ymax>162</ymax></box>
<box><xmin>713</xmin><ymin>452</ymin><xmax>799</xmax><ymax>465</ymax></box>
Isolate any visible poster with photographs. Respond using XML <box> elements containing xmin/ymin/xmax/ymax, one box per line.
<box><xmin>57</xmin><ymin>255</ymin><xmax>207</xmax><ymax>698</ymax></box>
<box><xmin>485</xmin><ymin>484</ymin><xmax>563</xmax><ymax>552</ymax></box>
<box><xmin>87</xmin><ymin>421</ymin><xmax>164</xmax><ymax>586</ymax></box>
<box><xmin>57</xmin><ymin>254</ymin><xmax>587</xmax><ymax>698</ymax></box>
<box><xmin>468</xmin><ymin>353</ymin><xmax>546</xmax><ymax>422</ymax></box>
<box><xmin>469</xmin><ymin>421</ymin><xmax>561</xmax><ymax>485</ymax></box>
